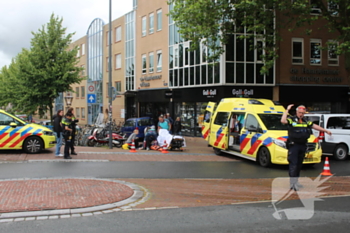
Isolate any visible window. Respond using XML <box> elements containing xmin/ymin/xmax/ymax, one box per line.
<box><xmin>310</xmin><ymin>0</ymin><xmax>321</xmax><ymax>14</ymax></box>
<box><xmin>149</xmin><ymin>13</ymin><xmax>154</xmax><ymax>34</ymax></box>
<box><xmin>81</xmin><ymin>86</ymin><xmax>85</xmax><ymax>98</ymax></box>
<box><xmin>124</xmin><ymin>119</ymin><xmax>136</xmax><ymax>127</ymax></box>
<box><xmin>76</xmin><ymin>108</ymin><xmax>80</xmax><ymax>118</ymax></box>
<box><xmin>327</xmin><ymin>117</ymin><xmax>350</xmax><ymax>129</ymax></box>
<box><xmin>77</xmin><ymin>46</ymin><xmax>80</xmax><ymax>57</ymax></box>
<box><xmin>201</xmin><ymin>41</ymin><xmax>207</xmax><ymax>63</ymax></box>
<box><xmin>328</xmin><ymin>41</ymin><xmax>339</xmax><ymax>66</ymax></box>
<box><xmin>106</xmin><ymin>31</ymin><xmax>111</xmax><ymax>45</ymax></box>
<box><xmin>81</xmin><ymin>65</ymin><xmax>85</xmax><ymax>75</ymax></box>
<box><xmin>115</xmin><ymin>54</ymin><xmax>121</xmax><ymax>69</ymax></box>
<box><xmin>256</xmin><ymin>40</ymin><xmax>263</xmax><ymax>62</ymax></box>
<box><xmin>142</xmin><ymin>54</ymin><xmax>147</xmax><ymax>74</ymax></box>
<box><xmin>106</xmin><ymin>57</ymin><xmax>110</xmax><ymax>71</ymax></box>
<box><xmin>157</xmin><ymin>50</ymin><xmax>162</xmax><ymax>72</ymax></box>
<box><xmin>310</xmin><ymin>39</ymin><xmax>321</xmax><ymax>65</ymax></box>
<box><xmin>149</xmin><ymin>52</ymin><xmax>154</xmax><ymax>73</ymax></box>
<box><xmin>244</xmin><ymin>114</ymin><xmax>261</xmax><ymax>131</ymax></box>
<box><xmin>115</xmin><ymin>81</ymin><xmax>121</xmax><ymax>92</ymax></box>
<box><xmin>157</xmin><ymin>9</ymin><xmax>162</xmax><ymax>31</ymax></box>
<box><xmin>115</xmin><ymin>26</ymin><xmax>122</xmax><ymax>42</ymax></box>
<box><xmin>75</xmin><ymin>87</ymin><xmax>80</xmax><ymax>98</ymax></box>
<box><xmin>81</xmin><ymin>44</ymin><xmax>85</xmax><ymax>55</ymax></box>
<box><xmin>0</xmin><ymin>113</ymin><xmax>23</xmax><ymax>126</ymax></box>
<box><xmin>184</xmin><ymin>41</ymin><xmax>189</xmax><ymax>66</ymax></box>
<box><xmin>258</xmin><ymin>114</ymin><xmax>288</xmax><ymax>130</ymax></box>
<box><xmin>174</xmin><ymin>45</ymin><xmax>179</xmax><ymax>68</ymax></box>
<box><xmin>214</xmin><ymin>112</ymin><xmax>230</xmax><ymax>126</ymax></box>
<box><xmin>138</xmin><ymin>118</ymin><xmax>152</xmax><ymax>126</ymax></box>
<box><xmin>328</xmin><ymin>1</ymin><xmax>339</xmax><ymax>16</ymax></box>
<box><xmin>81</xmin><ymin>108</ymin><xmax>85</xmax><ymax>119</ymax></box>
<box><xmin>142</xmin><ymin>16</ymin><xmax>147</xmax><ymax>36</ymax></box>
<box><xmin>292</xmin><ymin>38</ymin><xmax>303</xmax><ymax>64</ymax></box>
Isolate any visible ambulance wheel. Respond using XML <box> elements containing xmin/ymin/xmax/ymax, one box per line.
<box><xmin>333</xmin><ymin>144</ymin><xmax>348</xmax><ymax>161</ymax></box>
<box><xmin>213</xmin><ymin>148</ymin><xmax>222</xmax><ymax>155</ymax></box>
<box><xmin>258</xmin><ymin>147</ymin><xmax>271</xmax><ymax>167</ymax></box>
<box><xmin>23</xmin><ymin>136</ymin><xmax>43</xmax><ymax>154</ymax></box>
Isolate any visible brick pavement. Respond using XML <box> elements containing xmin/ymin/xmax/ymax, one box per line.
<box><xmin>0</xmin><ymin>179</ymin><xmax>133</xmax><ymax>213</ymax></box>
<box><xmin>124</xmin><ymin>176</ymin><xmax>350</xmax><ymax>208</ymax></box>
<box><xmin>0</xmin><ymin>137</ymin><xmax>238</xmax><ymax>162</ymax></box>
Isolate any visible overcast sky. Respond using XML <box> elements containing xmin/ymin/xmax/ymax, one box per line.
<box><xmin>0</xmin><ymin>0</ymin><xmax>133</xmax><ymax>68</ymax></box>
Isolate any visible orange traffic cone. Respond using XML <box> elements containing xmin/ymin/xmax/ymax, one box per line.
<box><xmin>161</xmin><ymin>140</ymin><xmax>168</xmax><ymax>154</ymax></box>
<box><xmin>320</xmin><ymin>157</ymin><xmax>333</xmax><ymax>176</ymax></box>
<box><xmin>129</xmin><ymin>139</ymin><xmax>137</xmax><ymax>153</ymax></box>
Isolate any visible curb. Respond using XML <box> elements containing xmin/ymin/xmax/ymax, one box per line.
<box><xmin>0</xmin><ymin>178</ymin><xmax>150</xmax><ymax>222</ymax></box>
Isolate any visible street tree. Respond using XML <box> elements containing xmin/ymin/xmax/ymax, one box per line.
<box><xmin>168</xmin><ymin>0</ymin><xmax>350</xmax><ymax>74</ymax></box>
<box><xmin>0</xmin><ymin>14</ymin><xmax>84</xmax><ymax>122</ymax></box>
<box><xmin>0</xmin><ymin>49</ymin><xmax>33</xmax><ymax>113</ymax></box>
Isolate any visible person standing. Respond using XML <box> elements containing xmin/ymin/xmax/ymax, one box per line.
<box><xmin>61</xmin><ymin>112</ymin><xmax>74</xmax><ymax>159</ymax></box>
<box><xmin>66</xmin><ymin>107</ymin><xmax>79</xmax><ymax>155</ymax></box>
<box><xmin>53</xmin><ymin>110</ymin><xmax>64</xmax><ymax>157</ymax></box>
<box><xmin>166</xmin><ymin>113</ymin><xmax>174</xmax><ymax>133</ymax></box>
<box><xmin>158</xmin><ymin>115</ymin><xmax>170</xmax><ymax>132</ymax></box>
<box><xmin>173</xmin><ymin>117</ymin><xmax>182</xmax><ymax>135</ymax></box>
<box><xmin>281</xmin><ymin>104</ymin><xmax>331</xmax><ymax>191</ymax></box>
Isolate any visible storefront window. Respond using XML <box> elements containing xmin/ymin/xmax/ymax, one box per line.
<box><xmin>174</xmin><ymin>102</ymin><xmax>208</xmax><ymax>137</ymax></box>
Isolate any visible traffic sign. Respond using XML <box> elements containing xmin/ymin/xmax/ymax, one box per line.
<box><xmin>88</xmin><ymin>84</ymin><xmax>95</xmax><ymax>93</ymax></box>
<box><xmin>87</xmin><ymin>94</ymin><xmax>96</xmax><ymax>103</ymax></box>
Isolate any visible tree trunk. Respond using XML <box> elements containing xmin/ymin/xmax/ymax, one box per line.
<box><xmin>49</xmin><ymin>102</ymin><xmax>53</xmax><ymax>126</ymax></box>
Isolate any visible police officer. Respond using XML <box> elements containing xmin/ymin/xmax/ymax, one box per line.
<box><xmin>281</xmin><ymin>104</ymin><xmax>331</xmax><ymax>191</ymax></box>
<box><xmin>61</xmin><ymin>112</ymin><xmax>74</xmax><ymax>159</ymax></box>
<box><xmin>66</xmin><ymin>107</ymin><xmax>79</xmax><ymax>155</ymax></box>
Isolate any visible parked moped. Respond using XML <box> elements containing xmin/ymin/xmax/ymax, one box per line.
<box><xmin>87</xmin><ymin>127</ymin><xmax>127</xmax><ymax>148</ymax></box>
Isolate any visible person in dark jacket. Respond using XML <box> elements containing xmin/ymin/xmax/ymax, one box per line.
<box><xmin>66</xmin><ymin>107</ymin><xmax>79</xmax><ymax>155</ymax></box>
<box><xmin>53</xmin><ymin>110</ymin><xmax>64</xmax><ymax>157</ymax></box>
<box><xmin>143</xmin><ymin>126</ymin><xmax>158</xmax><ymax>150</ymax></box>
<box><xmin>281</xmin><ymin>104</ymin><xmax>331</xmax><ymax>191</ymax></box>
<box><xmin>173</xmin><ymin>117</ymin><xmax>182</xmax><ymax>135</ymax></box>
<box><xmin>61</xmin><ymin>112</ymin><xmax>74</xmax><ymax>159</ymax></box>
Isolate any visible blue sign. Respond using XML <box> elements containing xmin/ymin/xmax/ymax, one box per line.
<box><xmin>87</xmin><ymin>94</ymin><xmax>96</xmax><ymax>103</ymax></box>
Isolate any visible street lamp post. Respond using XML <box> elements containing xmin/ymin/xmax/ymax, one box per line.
<box><xmin>64</xmin><ymin>92</ymin><xmax>74</xmax><ymax>110</ymax></box>
<box><xmin>108</xmin><ymin>0</ymin><xmax>113</xmax><ymax>149</ymax></box>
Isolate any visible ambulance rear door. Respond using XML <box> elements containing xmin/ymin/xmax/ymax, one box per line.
<box><xmin>201</xmin><ymin>102</ymin><xmax>217</xmax><ymax>141</ymax></box>
<box><xmin>208</xmin><ymin>111</ymin><xmax>230</xmax><ymax>150</ymax></box>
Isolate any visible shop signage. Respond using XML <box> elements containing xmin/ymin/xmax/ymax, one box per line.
<box><xmin>165</xmin><ymin>91</ymin><xmax>172</xmax><ymax>98</ymax></box>
<box><xmin>203</xmin><ymin>89</ymin><xmax>216</xmax><ymax>98</ymax></box>
<box><xmin>289</xmin><ymin>67</ymin><xmax>342</xmax><ymax>83</ymax></box>
<box><xmin>140</xmin><ymin>75</ymin><xmax>162</xmax><ymax>87</ymax></box>
<box><xmin>232</xmin><ymin>89</ymin><xmax>254</xmax><ymax>97</ymax></box>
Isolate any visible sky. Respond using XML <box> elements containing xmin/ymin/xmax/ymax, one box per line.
<box><xmin>0</xmin><ymin>0</ymin><xmax>133</xmax><ymax>68</ymax></box>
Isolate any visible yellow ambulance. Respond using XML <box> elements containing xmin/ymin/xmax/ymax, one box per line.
<box><xmin>0</xmin><ymin>109</ymin><xmax>56</xmax><ymax>153</ymax></box>
<box><xmin>202</xmin><ymin>98</ymin><xmax>322</xmax><ymax>167</ymax></box>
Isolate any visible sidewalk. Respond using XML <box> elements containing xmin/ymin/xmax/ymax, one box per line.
<box><xmin>0</xmin><ymin>137</ymin><xmax>237</xmax><ymax>162</ymax></box>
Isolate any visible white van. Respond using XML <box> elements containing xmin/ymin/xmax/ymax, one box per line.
<box><xmin>305</xmin><ymin>113</ymin><xmax>350</xmax><ymax>160</ymax></box>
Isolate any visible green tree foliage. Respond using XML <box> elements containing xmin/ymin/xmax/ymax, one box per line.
<box><xmin>168</xmin><ymin>0</ymin><xmax>350</xmax><ymax>73</ymax></box>
<box><xmin>0</xmin><ymin>14</ymin><xmax>84</xmax><ymax>121</ymax></box>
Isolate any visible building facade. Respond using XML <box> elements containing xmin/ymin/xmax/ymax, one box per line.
<box><xmin>60</xmin><ymin>0</ymin><xmax>349</xmax><ymax>136</ymax></box>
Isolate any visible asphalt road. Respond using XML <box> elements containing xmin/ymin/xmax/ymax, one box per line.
<box><xmin>2</xmin><ymin>196</ymin><xmax>350</xmax><ymax>233</ymax></box>
<box><xmin>0</xmin><ymin>159</ymin><xmax>349</xmax><ymax>179</ymax></box>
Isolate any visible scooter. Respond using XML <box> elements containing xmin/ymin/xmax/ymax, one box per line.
<box><xmin>87</xmin><ymin>127</ymin><xmax>127</xmax><ymax>148</ymax></box>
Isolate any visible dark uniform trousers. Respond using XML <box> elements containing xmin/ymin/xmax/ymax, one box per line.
<box><xmin>287</xmin><ymin>143</ymin><xmax>307</xmax><ymax>184</ymax></box>
<box><xmin>64</xmin><ymin>134</ymin><xmax>72</xmax><ymax>158</ymax></box>
<box><xmin>70</xmin><ymin>129</ymin><xmax>75</xmax><ymax>153</ymax></box>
